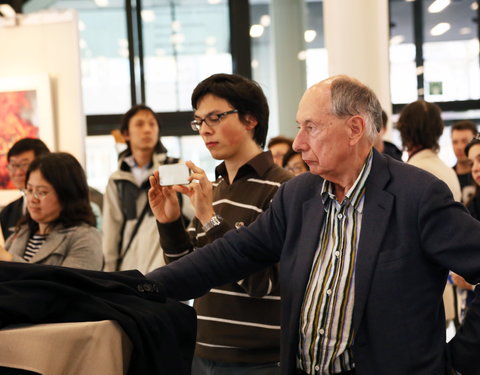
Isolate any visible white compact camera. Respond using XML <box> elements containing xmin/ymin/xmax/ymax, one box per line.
<box><xmin>158</xmin><ymin>163</ymin><xmax>190</xmax><ymax>186</ymax></box>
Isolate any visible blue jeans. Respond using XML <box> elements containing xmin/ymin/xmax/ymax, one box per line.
<box><xmin>192</xmin><ymin>356</ymin><xmax>280</xmax><ymax>375</ymax></box>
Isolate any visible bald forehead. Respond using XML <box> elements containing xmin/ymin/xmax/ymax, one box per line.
<box><xmin>297</xmin><ymin>82</ymin><xmax>331</xmax><ymax>120</ymax></box>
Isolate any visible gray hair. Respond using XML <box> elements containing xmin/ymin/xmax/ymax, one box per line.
<box><xmin>329</xmin><ymin>76</ymin><xmax>382</xmax><ymax>143</ymax></box>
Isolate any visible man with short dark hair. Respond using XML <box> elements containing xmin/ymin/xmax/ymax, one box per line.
<box><xmin>0</xmin><ymin>138</ymin><xmax>50</xmax><ymax>240</ymax></box>
<box><xmin>451</xmin><ymin>120</ymin><xmax>478</xmax><ymax>203</ymax></box>
<box><xmin>102</xmin><ymin>105</ymin><xmax>192</xmax><ymax>273</ymax></box>
<box><xmin>148</xmin><ymin>73</ymin><xmax>291</xmax><ymax>374</ymax></box>
<box><xmin>148</xmin><ymin>75</ymin><xmax>480</xmax><ymax>375</ymax></box>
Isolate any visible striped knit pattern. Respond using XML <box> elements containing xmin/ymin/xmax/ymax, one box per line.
<box><xmin>161</xmin><ymin>151</ymin><xmax>291</xmax><ymax>363</ymax></box>
<box><xmin>298</xmin><ymin>151</ymin><xmax>372</xmax><ymax>374</ymax></box>
<box><xmin>23</xmin><ymin>234</ymin><xmax>48</xmax><ymax>262</ymax></box>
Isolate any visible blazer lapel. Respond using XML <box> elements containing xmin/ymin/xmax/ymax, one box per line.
<box><xmin>30</xmin><ymin>228</ymin><xmax>66</xmax><ymax>264</ymax></box>
<box><xmin>353</xmin><ymin>150</ymin><xmax>394</xmax><ymax>335</ymax></box>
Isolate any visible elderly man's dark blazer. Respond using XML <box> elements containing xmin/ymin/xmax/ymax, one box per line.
<box><xmin>148</xmin><ymin>149</ymin><xmax>480</xmax><ymax>375</ymax></box>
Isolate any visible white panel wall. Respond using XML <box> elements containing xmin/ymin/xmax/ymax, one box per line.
<box><xmin>0</xmin><ymin>9</ymin><xmax>85</xmax><ymax>206</ymax></box>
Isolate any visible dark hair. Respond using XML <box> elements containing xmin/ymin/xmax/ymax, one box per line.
<box><xmin>451</xmin><ymin>120</ymin><xmax>478</xmax><ymax>135</ymax></box>
<box><xmin>119</xmin><ymin>104</ymin><xmax>166</xmax><ymax>154</ymax></box>
<box><xmin>23</xmin><ymin>152</ymin><xmax>95</xmax><ymax>233</ymax></box>
<box><xmin>282</xmin><ymin>149</ymin><xmax>309</xmax><ymax>169</ymax></box>
<box><xmin>465</xmin><ymin>135</ymin><xmax>480</xmax><ymax>205</ymax></box>
<box><xmin>329</xmin><ymin>76</ymin><xmax>382</xmax><ymax>142</ymax></box>
<box><xmin>397</xmin><ymin>100</ymin><xmax>443</xmax><ymax>152</ymax></box>
<box><xmin>7</xmin><ymin>138</ymin><xmax>50</xmax><ymax>161</ymax></box>
<box><xmin>381</xmin><ymin>110</ymin><xmax>388</xmax><ymax>130</ymax></box>
<box><xmin>465</xmin><ymin>135</ymin><xmax>480</xmax><ymax>158</ymax></box>
<box><xmin>191</xmin><ymin>73</ymin><xmax>269</xmax><ymax>148</ymax></box>
<box><xmin>267</xmin><ymin>136</ymin><xmax>293</xmax><ymax>150</ymax></box>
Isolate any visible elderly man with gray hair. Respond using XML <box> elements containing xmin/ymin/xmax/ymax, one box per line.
<box><xmin>148</xmin><ymin>75</ymin><xmax>480</xmax><ymax>375</ymax></box>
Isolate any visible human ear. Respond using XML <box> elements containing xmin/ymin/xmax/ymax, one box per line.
<box><xmin>349</xmin><ymin>115</ymin><xmax>365</xmax><ymax>144</ymax></box>
<box><xmin>244</xmin><ymin>114</ymin><xmax>258</xmax><ymax>130</ymax></box>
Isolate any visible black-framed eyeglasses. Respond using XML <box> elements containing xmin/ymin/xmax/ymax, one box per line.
<box><xmin>190</xmin><ymin>109</ymin><xmax>238</xmax><ymax>132</ymax></box>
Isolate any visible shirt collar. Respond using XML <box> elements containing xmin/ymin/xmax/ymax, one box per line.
<box><xmin>215</xmin><ymin>151</ymin><xmax>275</xmax><ymax>182</ymax></box>
<box><xmin>321</xmin><ymin>149</ymin><xmax>373</xmax><ymax>212</ymax></box>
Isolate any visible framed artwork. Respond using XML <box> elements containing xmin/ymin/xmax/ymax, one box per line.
<box><xmin>0</xmin><ymin>74</ymin><xmax>55</xmax><ymax>205</ymax></box>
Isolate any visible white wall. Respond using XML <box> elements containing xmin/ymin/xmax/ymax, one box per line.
<box><xmin>0</xmin><ymin>9</ymin><xmax>85</xmax><ymax>206</ymax></box>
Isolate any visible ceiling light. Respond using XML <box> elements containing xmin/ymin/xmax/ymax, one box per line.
<box><xmin>428</xmin><ymin>0</ymin><xmax>451</xmax><ymax>13</ymax></box>
<box><xmin>472</xmin><ymin>2</ymin><xmax>478</xmax><ymax>10</ymax></box>
<box><xmin>208</xmin><ymin>0</ymin><xmax>222</xmax><ymax>4</ymax></box>
<box><xmin>297</xmin><ymin>50</ymin><xmax>307</xmax><ymax>61</ymax></box>
<box><xmin>260</xmin><ymin>15</ymin><xmax>270</xmax><ymax>27</ymax></box>
<box><xmin>171</xmin><ymin>20</ymin><xmax>181</xmax><ymax>32</ymax></box>
<box><xmin>250</xmin><ymin>24</ymin><xmax>264</xmax><ymax>38</ymax></box>
<box><xmin>459</xmin><ymin>27</ymin><xmax>471</xmax><ymax>35</ymax></box>
<box><xmin>251</xmin><ymin>59</ymin><xmax>259</xmax><ymax>69</ymax></box>
<box><xmin>205</xmin><ymin>36</ymin><xmax>217</xmax><ymax>46</ymax></box>
<box><xmin>430</xmin><ymin>22</ymin><xmax>451</xmax><ymax>36</ymax></box>
<box><xmin>304</xmin><ymin>30</ymin><xmax>317</xmax><ymax>43</ymax></box>
<box><xmin>390</xmin><ymin>35</ymin><xmax>405</xmax><ymax>45</ymax></box>
<box><xmin>141</xmin><ymin>10</ymin><xmax>155</xmax><ymax>23</ymax></box>
<box><xmin>94</xmin><ymin>0</ymin><xmax>109</xmax><ymax>7</ymax></box>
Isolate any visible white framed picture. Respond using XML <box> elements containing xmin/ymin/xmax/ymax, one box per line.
<box><xmin>0</xmin><ymin>73</ymin><xmax>55</xmax><ymax>206</ymax></box>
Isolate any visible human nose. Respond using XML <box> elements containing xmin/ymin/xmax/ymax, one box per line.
<box><xmin>199</xmin><ymin>121</ymin><xmax>213</xmax><ymax>135</ymax></box>
<box><xmin>292</xmin><ymin>130</ymin><xmax>306</xmax><ymax>152</ymax></box>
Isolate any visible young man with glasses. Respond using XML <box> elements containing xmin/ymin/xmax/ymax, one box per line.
<box><xmin>0</xmin><ymin>138</ymin><xmax>50</xmax><ymax>240</ymax></box>
<box><xmin>148</xmin><ymin>73</ymin><xmax>292</xmax><ymax>375</ymax></box>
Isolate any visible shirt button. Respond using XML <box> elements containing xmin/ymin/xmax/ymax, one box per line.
<box><xmin>319</xmin><ymin>328</ymin><xmax>324</xmax><ymax>335</ymax></box>
<box><xmin>315</xmin><ymin>365</ymin><xmax>320</xmax><ymax>371</ymax></box>
<box><xmin>335</xmin><ymin>251</ymin><xmax>340</xmax><ymax>257</ymax></box>
<box><xmin>326</xmin><ymin>289</ymin><xmax>332</xmax><ymax>295</ymax></box>
<box><xmin>337</xmin><ymin>213</ymin><xmax>343</xmax><ymax>219</ymax></box>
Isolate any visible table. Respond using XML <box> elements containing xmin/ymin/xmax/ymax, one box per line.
<box><xmin>0</xmin><ymin>320</ymin><xmax>132</xmax><ymax>375</ymax></box>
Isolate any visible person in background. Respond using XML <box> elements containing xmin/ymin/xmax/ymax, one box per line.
<box><xmin>147</xmin><ymin>75</ymin><xmax>480</xmax><ymax>375</ymax></box>
<box><xmin>0</xmin><ymin>152</ymin><xmax>103</xmax><ymax>270</ymax></box>
<box><xmin>267</xmin><ymin>135</ymin><xmax>293</xmax><ymax>166</ymax></box>
<box><xmin>397</xmin><ymin>99</ymin><xmax>462</xmax><ymax>327</ymax></box>
<box><xmin>373</xmin><ymin>110</ymin><xmax>403</xmax><ymax>161</ymax></box>
<box><xmin>149</xmin><ymin>73</ymin><xmax>292</xmax><ymax>375</ymax></box>
<box><xmin>102</xmin><ymin>104</ymin><xmax>193</xmax><ymax>273</ymax></box>
<box><xmin>450</xmin><ymin>134</ymin><xmax>480</xmax><ymax>321</ymax></box>
<box><xmin>451</xmin><ymin>120</ymin><xmax>478</xmax><ymax>204</ymax></box>
<box><xmin>0</xmin><ymin>138</ymin><xmax>50</xmax><ymax>241</ymax></box>
<box><xmin>397</xmin><ymin>100</ymin><xmax>461</xmax><ymax>201</ymax></box>
<box><xmin>282</xmin><ymin>149</ymin><xmax>309</xmax><ymax>176</ymax></box>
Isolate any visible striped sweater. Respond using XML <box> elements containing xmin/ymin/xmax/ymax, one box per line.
<box><xmin>158</xmin><ymin>151</ymin><xmax>292</xmax><ymax>363</ymax></box>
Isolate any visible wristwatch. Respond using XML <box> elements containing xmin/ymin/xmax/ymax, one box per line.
<box><xmin>202</xmin><ymin>214</ymin><xmax>222</xmax><ymax>232</ymax></box>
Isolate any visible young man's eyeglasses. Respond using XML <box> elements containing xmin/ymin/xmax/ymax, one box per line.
<box><xmin>7</xmin><ymin>162</ymin><xmax>30</xmax><ymax>172</ymax></box>
<box><xmin>22</xmin><ymin>188</ymin><xmax>51</xmax><ymax>200</ymax></box>
<box><xmin>190</xmin><ymin>109</ymin><xmax>238</xmax><ymax>132</ymax></box>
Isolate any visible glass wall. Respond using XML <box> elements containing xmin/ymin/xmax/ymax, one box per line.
<box><xmin>44</xmin><ymin>0</ymin><xmax>132</xmax><ymax>115</ymax></box>
<box><xmin>142</xmin><ymin>0</ymin><xmax>232</xmax><ymax>112</ymax></box>
<box><xmin>423</xmin><ymin>0</ymin><xmax>479</xmax><ymax>102</ymax></box>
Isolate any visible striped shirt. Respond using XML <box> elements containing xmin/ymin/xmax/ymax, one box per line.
<box><xmin>298</xmin><ymin>151</ymin><xmax>373</xmax><ymax>374</ymax></box>
<box><xmin>23</xmin><ymin>233</ymin><xmax>48</xmax><ymax>262</ymax></box>
<box><xmin>158</xmin><ymin>151</ymin><xmax>292</xmax><ymax>363</ymax></box>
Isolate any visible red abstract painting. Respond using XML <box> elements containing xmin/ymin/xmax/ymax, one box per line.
<box><xmin>0</xmin><ymin>90</ymin><xmax>39</xmax><ymax>189</ymax></box>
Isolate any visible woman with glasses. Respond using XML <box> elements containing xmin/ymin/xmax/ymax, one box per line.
<box><xmin>282</xmin><ymin>148</ymin><xmax>309</xmax><ymax>176</ymax></box>
<box><xmin>0</xmin><ymin>152</ymin><xmax>103</xmax><ymax>270</ymax></box>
